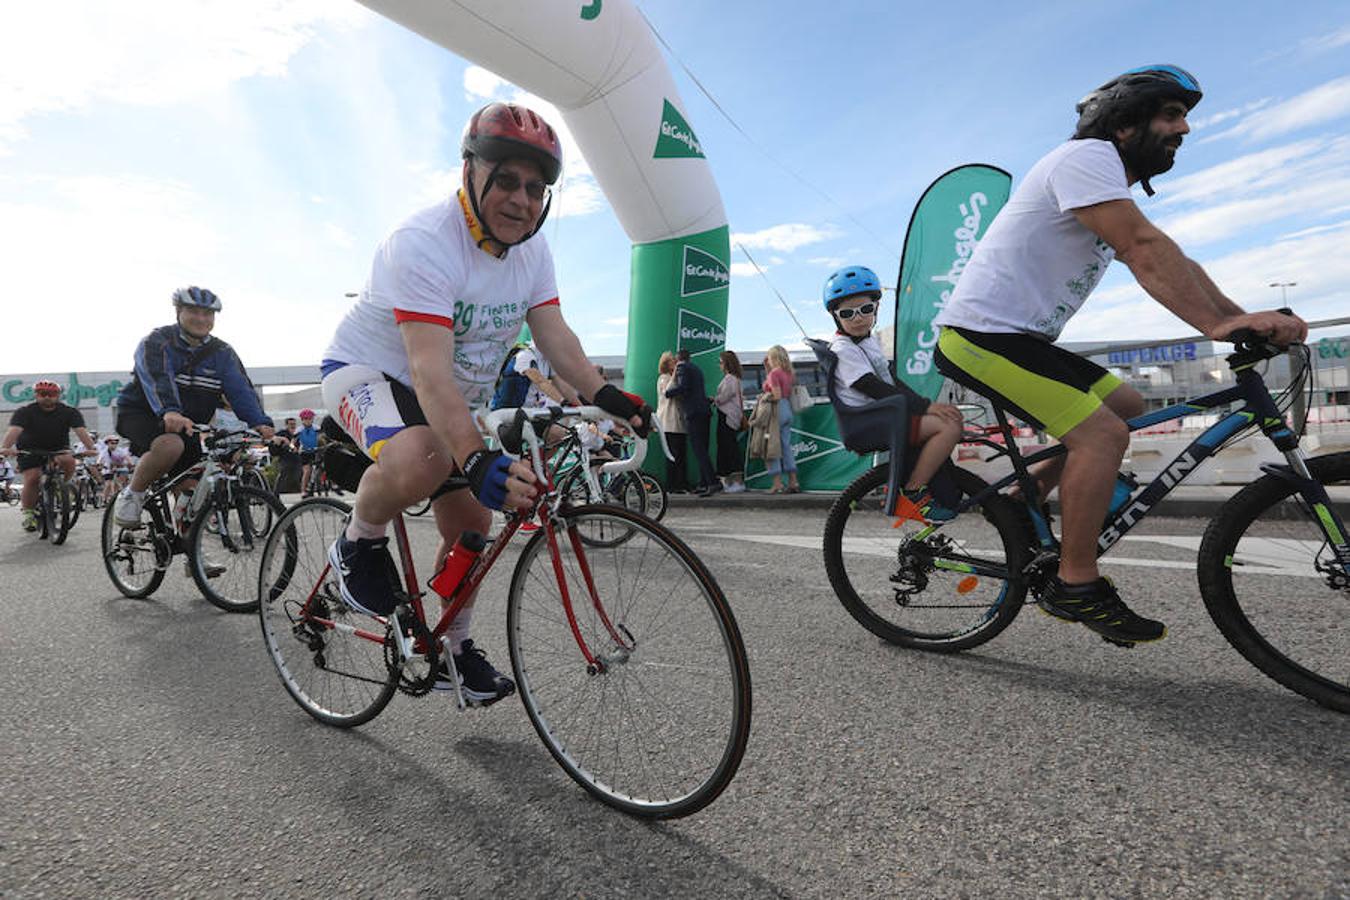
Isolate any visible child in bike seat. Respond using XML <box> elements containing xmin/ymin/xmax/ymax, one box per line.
<box><xmin>824</xmin><ymin>266</ymin><xmax>965</xmax><ymax>520</ymax></box>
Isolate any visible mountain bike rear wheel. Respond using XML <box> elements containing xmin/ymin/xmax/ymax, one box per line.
<box><xmin>507</xmin><ymin>504</ymin><xmax>751</xmax><ymax>818</ymax></box>
<box><xmin>258</xmin><ymin>498</ymin><xmax>398</xmax><ymax>727</ymax></box>
<box><xmin>823</xmin><ymin>464</ymin><xmax>1030</xmax><ymax>651</ymax></box>
<box><xmin>101</xmin><ymin>501</ymin><xmax>169</xmax><ymax>598</ymax></box>
<box><xmin>1198</xmin><ymin>451</ymin><xmax>1350</xmax><ymax>713</ymax></box>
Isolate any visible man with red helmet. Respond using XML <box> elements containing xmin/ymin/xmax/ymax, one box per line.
<box><xmin>1</xmin><ymin>380</ymin><xmax>97</xmax><ymax>532</ymax></box>
<box><xmin>320</xmin><ymin>101</ymin><xmax>650</xmax><ymax>705</ymax></box>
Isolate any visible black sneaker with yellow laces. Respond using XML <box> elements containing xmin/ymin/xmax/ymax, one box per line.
<box><xmin>1039</xmin><ymin>576</ymin><xmax>1166</xmax><ymax>644</ymax></box>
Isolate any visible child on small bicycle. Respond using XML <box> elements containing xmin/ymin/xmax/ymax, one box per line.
<box><xmin>824</xmin><ymin>266</ymin><xmax>964</xmax><ymax>519</ymax></box>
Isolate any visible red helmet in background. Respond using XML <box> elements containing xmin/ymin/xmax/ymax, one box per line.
<box><xmin>462</xmin><ymin>102</ymin><xmax>563</xmax><ymax>185</ymax></box>
<box><xmin>33</xmin><ymin>379</ymin><xmax>61</xmax><ymax>395</ymax></box>
<box><xmin>299</xmin><ymin>409</ymin><xmax>315</xmax><ymax>420</ymax></box>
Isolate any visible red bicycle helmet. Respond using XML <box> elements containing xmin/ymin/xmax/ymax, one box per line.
<box><xmin>33</xmin><ymin>379</ymin><xmax>62</xmax><ymax>395</ymax></box>
<box><xmin>461</xmin><ymin>102</ymin><xmax>563</xmax><ymax>185</ymax></box>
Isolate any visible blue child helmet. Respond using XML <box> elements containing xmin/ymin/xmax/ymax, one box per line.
<box><xmin>823</xmin><ymin>266</ymin><xmax>882</xmax><ymax>311</ymax></box>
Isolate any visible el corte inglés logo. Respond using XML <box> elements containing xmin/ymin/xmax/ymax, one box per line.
<box><xmin>654</xmin><ymin>99</ymin><xmax>705</xmax><ymax>159</ymax></box>
<box><xmin>676</xmin><ymin>309</ymin><xmax>726</xmax><ymax>358</ymax></box>
<box><xmin>680</xmin><ymin>245</ymin><xmax>729</xmax><ymax>297</ymax></box>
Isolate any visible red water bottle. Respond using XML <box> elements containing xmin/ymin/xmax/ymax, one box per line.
<box><xmin>430</xmin><ymin>530</ymin><xmax>487</xmax><ymax>598</ymax></box>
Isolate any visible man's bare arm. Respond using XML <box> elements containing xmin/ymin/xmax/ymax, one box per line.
<box><xmin>400</xmin><ymin>321</ymin><xmax>486</xmax><ymax>466</ymax></box>
<box><xmin>1073</xmin><ymin>200</ymin><xmax>1306</xmax><ymax>344</ymax></box>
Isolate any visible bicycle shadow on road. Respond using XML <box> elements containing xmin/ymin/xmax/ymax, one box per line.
<box><xmin>313</xmin><ymin>729</ymin><xmax>792</xmax><ymax>898</ymax></box>
<box><xmin>887</xmin><ymin>644</ymin><xmax>1347</xmax><ymax>769</ymax></box>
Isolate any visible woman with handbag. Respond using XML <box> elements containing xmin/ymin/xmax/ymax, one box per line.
<box><xmin>714</xmin><ymin>350</ymin><xmax>747</xmax><ymax>493</ymax></box>
<box><xmin>761</xmin><ymin>345</ymin><xmax>800</xmax><ymax>493</ymax></box>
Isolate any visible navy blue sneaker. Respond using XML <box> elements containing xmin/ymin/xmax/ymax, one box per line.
<box><xmin>326</xmin><ymin>533</ymin><xmax>400</xmax><ymax>617</ymax></box>
<box><xmin>434</xmin><ymin>639</ymin><xmax>516</xmax><ymax>705</ymax></box>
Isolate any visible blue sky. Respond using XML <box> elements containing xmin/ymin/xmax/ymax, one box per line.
<box><xmin>4</xmin><ymin>0</ymin><xmax>1349</xmax><ymax>376</ymax></box>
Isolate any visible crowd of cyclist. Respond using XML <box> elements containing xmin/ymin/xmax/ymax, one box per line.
<box><xmin>3</xmin><ymin>64</ymin><xmax>1313</xmax><ymax>670</ymax></box>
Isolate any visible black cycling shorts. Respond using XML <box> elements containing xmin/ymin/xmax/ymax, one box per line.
<box><xmin>115</xmin><ymin>407</ymin><xmax>203</xmax><ymax>478</ymax></box>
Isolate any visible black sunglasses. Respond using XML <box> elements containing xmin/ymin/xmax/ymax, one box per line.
<box><xmin>491</xmin><ymin>170</ymin><xmax>549</xmax><ymax>201</ymax></box>
<box><xmin>836</xmin><ymin>302</ymin><xmax>878</xmax><ymax>321</ymax></box>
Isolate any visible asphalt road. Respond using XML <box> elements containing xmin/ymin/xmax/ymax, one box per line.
<box><xmin>1</xmin><ymin>500</ymin><xmax>1346</xmax><ymax>898</ymax></box>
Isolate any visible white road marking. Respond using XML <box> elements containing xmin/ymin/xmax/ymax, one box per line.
<box><xmin>698</xmin><ymin>532</ymin><xmax>1328</xmax><ymax>578</ymax></box>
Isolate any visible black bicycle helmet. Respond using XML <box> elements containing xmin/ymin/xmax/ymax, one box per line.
<box><xmin>1074</xmin><ymin>65</ymin><xmax>1202</xmax><ymax>140</ymax></box>
<box><xmin>172</xmin><ymin>286</ymin><xmax>222</xmax><ymax>311</ymax></box>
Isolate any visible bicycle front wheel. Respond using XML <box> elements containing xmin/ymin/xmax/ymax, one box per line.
<box><xmin>45</xmin><ymin>475</ymin><xmax>72</xmax><ymax>545</ymax></box>
<box><xmin>823</xmin><ymin>464</ymin><xmax>1031</xmax><ymax>651</ymax></box>
<box><xmin>507</xmin><ymin>504</ymin><xmax>752</xmax><ymax>818</ymax></box>
<box><xmin>189</xmin><ymin>484</ymin><xmax>284</xmax><ymax>613</ymax></box>
<box><xmin>1197</xmin><ymin>451</ymin><xmax>1350</xmax><ymax>713</ymax></box>
<box><xmin>258</xmin><ymin>498</ymin><xmax>398</xmax><ymax>727</ymax></box>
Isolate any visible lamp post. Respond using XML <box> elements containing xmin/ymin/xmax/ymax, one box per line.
<box><xmin>1269</xmin><ymin>281</ymin><xmax>1297</xmax><ymax>306</ymax></box>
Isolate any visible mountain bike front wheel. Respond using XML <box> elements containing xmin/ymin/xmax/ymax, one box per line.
<box><xmin>258</xmin><ymin>498</ymin><xmax>399</xmax><ymax>727</ymax></box>
<box><xmin>823</xmin><ymin>464</ymin><xmax>1031</xmax><ymax>651</ymax></box>
<box><xmin>189</xmin><ymin>484</ymin><xmax>284</xmax><ymax>613</ymax></box>
<box><xmin>1197</xmin><ymin>451</ymin><xmax>1350</xmax><ymax>713</ymax></box>
<box><xmin>507</xmin><ymin>504</ymin><xmax>752</xmax><ymax>819</ymax></box>
<box><xmin>44</xmin><ymin>474</ymin><xmax>71</xmax><ymax>545</ymax></box>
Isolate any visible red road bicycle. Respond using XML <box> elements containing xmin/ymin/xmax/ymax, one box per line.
<box><xmin>257</xmin><ymin>406</ymin><xmax>752</xmax><ymax>818</ymax></box>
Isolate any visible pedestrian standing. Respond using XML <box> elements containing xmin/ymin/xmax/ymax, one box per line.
<box><xmin>665</xmin><ymin>349</ymin><xmax>719</xmax><ymax>495</ymax></box>
<box><xmin>714</xmin><ymin>350</ymin><xmax>746</xmax><ymax>493</ymax></box>
<box><xmin>654</xmin><ymin>351</ymin><xmax>688</xmax><ymax>492</ymax></box>
<box><xmin>762</xmin><ymin>345</ymin><xmax>800</xmax><ymax>493</ymax></box>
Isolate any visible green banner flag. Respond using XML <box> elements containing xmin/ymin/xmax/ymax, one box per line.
<box><xmin>894</xmin><ymin>164</ymin><xmax>1012</xmax><ymax>400</ymax></box>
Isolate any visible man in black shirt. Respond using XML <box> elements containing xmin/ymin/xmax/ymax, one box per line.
<box><xmin>1</xmin><ymin>380</ymin><xmax>97</xmax><ymax>532</ymax></box>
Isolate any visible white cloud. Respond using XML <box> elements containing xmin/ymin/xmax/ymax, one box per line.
<box><xmin>1188</xmin><ymin>99</ymin><xmax>1270</xmax><ymax>132</ymax></box>
<box><xmin>807</xmin><ymin>256</ymin><xmax>846</xmax><ymax>270</ymax></box>
<box><xmin>731</xmin><ymin>223</ymin><xmax>842</xmax><ymax>253</ymax></box>
<box><xmin>1159</xmin><ymin>136</ymin><xmax>1342</xmax><ymax>205</ymax></box>
<box><xmin>463</xmin><ymin>66</ymin><xmax>513</xmax><ymax>102</ymax></box>
<box><xmin>323</xmin><ymin>222</ymin><xmax>355</xmax><ymax>249</ymax></box>
<box><xmin>1156</xmin><ymin>176</ymin><xmax>1350</xmax><ymax>247</ymax></box>
<box><xmin>1204</xmin><ymin>75</ymin><xmax>1350</xmax><ymax>143</ymax></box>
<box><xmin>0</xmin><ymin>1</ymin><xmax>369</xmax><ymax>153</ymax></box>
<box><xmin>1300</xmin><ymin>24</ymin><xmax>1350</xmax><ymax>54</ymax></box>
<box><xmin>730</xmin><ymin>261</ymin><xmax>760</xmax><ymax>278</ymax></box>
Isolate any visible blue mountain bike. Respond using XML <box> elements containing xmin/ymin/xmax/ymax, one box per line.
<box><xmin>824</xmin><ymin>330</ymin><xmax>1350</xmax><ymax>713</ymax></box>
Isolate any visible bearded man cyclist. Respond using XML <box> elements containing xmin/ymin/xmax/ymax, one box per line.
<box><xmin>934</xmin><ymin>65</ymin><xmax>1307</xmax><ymax>645</ymax></box>
<box><xmin>113</xmin><ymin>287</ymin><xmax>276</xmax><ymax>527</ymax></box>
<box><xmin>1</xmin><ymin>380</ymin><xmax>97</xmax><ymax>533</ymax></box>
<box><xmin>321</xmin><ymin>101</ymin><xmax>650</xmax><ymax>705</ymax></box>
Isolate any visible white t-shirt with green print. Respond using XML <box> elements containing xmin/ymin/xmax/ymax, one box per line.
<box><xmin>325</xmin><ymin>199</ymin><xmax>559</xmax><ymax>408</ymax></box>
<box><xmin>935</xmin><ymin>139</ymin><xmax>1132</xmax><ymax>341</ymax></box>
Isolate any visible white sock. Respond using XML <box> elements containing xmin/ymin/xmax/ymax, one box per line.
<box><xmin>345</xmin><ymin>514</ymin><xmax>386</xmax><ymax>542</ymax></box>
<box><xmin>447</xmin><ymin>608</ymin><xmax>473</xmax><ymax>653</ymax></box>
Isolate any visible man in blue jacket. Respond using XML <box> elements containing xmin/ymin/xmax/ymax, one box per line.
<box><xmin>113</xmin><ymin>286</ymin><xmax>275</xmax><ymax>526</ymax></box>
<box><xmin>664</xmin><ymin>349</ymin><xmax>720</xmax><ymax>496</ymax></box>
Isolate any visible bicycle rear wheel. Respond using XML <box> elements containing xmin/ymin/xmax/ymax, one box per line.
<box><xmin>1197</xmin><ymin>451</ymin><xmax>1350</xmax><ymax>713</ymax></box>
<box><xmin>823</xmin><ymin>464</ymin><xmax>1030</xmax><ymax>651</ymax></box>
<box><xmin>101</xmin><ymin>500</ymin><xmax>169</xmax><ymax>598</ymax></box>
<box><xmin>638</xmin><ymin>471</ymin><xmax>668</xmax><ymax>522</ymax></box>
<box><xmin>258</xmin><ymin>498</ymin><xmax>398</xmax><ymax>727</ymax></box>
<box><xmin>507</xmin><ymin>504</ymin><xmax>752</xmax><ymax>818</ymax></box>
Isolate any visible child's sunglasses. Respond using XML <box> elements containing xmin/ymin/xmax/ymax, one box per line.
<box><xmin>836</xmin><ymin>302</ymin><xmax>878</xmax><ymax>321</ymax></box>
